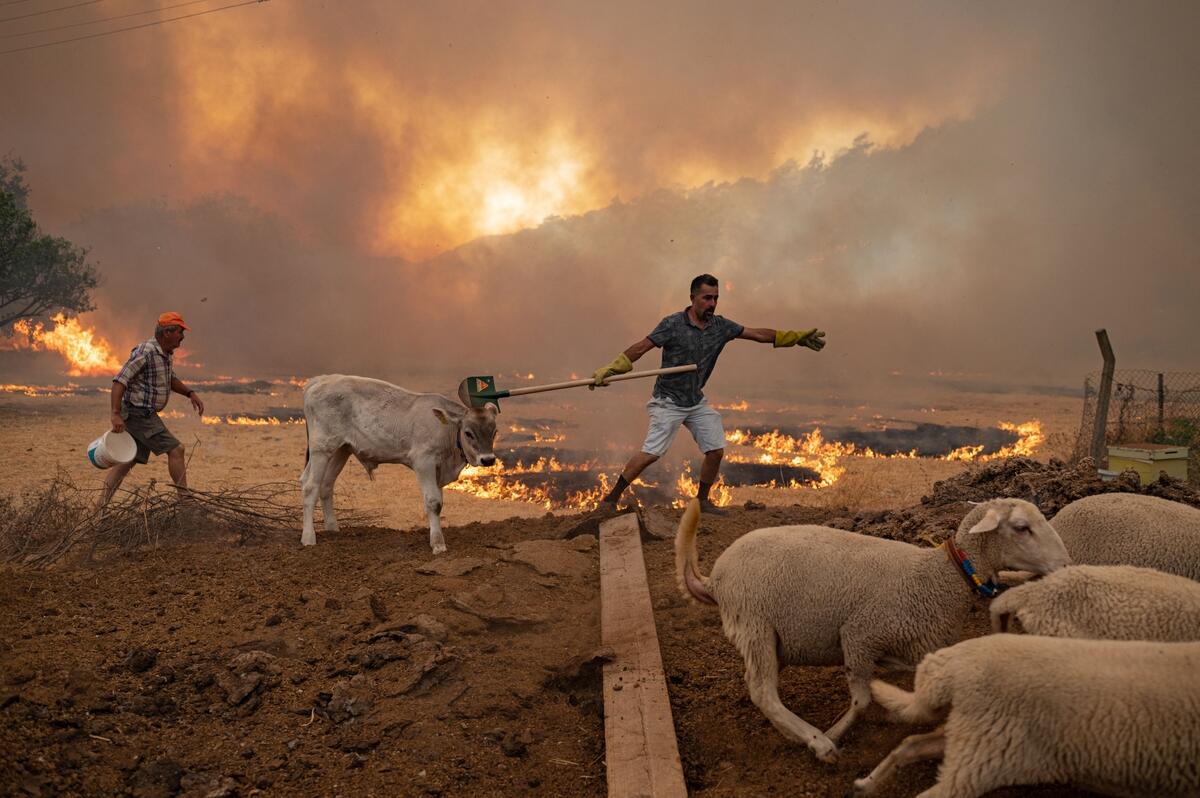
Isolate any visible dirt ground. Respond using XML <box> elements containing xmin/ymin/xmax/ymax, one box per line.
<box><xmin>4</xmin><ymin>454</ymin><xmax>1197</xmax><ymax>798</ymax></box>
<box><xmin>6</xmin><ymin>384</ymin><xmax>1188</xmax><ymax>797</ymax></box>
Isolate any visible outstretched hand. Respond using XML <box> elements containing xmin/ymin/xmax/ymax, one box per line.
<box><xmin>801</xmin><ymin>330</ymin><xmax>826</xmax><ymax>351</ymax></box>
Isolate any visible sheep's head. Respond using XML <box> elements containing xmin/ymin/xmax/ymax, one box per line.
<box><xmin>956</xmin><ymin>498</ymin><xmax>1071</xmax><ymax>575</ymax></box>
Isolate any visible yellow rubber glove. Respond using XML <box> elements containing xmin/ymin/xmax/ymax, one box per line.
<box><xmin>774</xmin><ymin>328</ymin><xmax>826</xmax><ymax>351</ymax></box>
<box><xmin>590</xmin><ymin>353</ymin><xmax>633</xmax><ymax>390</ymax></box>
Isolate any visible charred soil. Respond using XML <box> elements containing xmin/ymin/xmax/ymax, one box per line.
<box><xmin>3</xmin><ymin>460</ymin><xmax>1196</xmax><ymax>797</ymax></box>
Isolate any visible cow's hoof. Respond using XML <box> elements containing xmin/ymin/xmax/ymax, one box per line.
<box><xmin>324</xmin><ymin>524</ymin><xmax>339</xmax><ymax>533</ymax></box>
<box><xmin>431</xmin><ymin>543</ymin><xmax>447</xmax><ymax>555</ymax></box>
<box><xmin>301</xmin><ymin>535</ymin><xmax>316</xmax><ymax>547</ymax></box>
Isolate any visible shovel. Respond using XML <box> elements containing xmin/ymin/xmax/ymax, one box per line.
<box><xmin>458</xmin><ymin>364</ymin><xmax>697</xmax><ymax>409</ymax></box>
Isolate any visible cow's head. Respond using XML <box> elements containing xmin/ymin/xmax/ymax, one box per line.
<box><xmin>434</xmin><ymin>403</ymin><xmax>498</xmax><ymax>467</ymax></box>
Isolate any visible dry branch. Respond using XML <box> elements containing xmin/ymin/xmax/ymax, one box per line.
<box><xmin>0</xmin><ymin>470</ymin><xmax>380</xmax><ymax>567</ymax></box>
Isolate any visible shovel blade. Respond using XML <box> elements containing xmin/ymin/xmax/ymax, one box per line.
<box><xmin>458</xmin><ymin>375</ymin><xmax>503</xmax><ymax>408</ymax></box>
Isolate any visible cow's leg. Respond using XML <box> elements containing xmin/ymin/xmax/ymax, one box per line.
<box><xmin>414</xmin><ymin>465</ymin><xmax>447</xmax><ymax>554</ymax></box>
<box><xmin>319</xmin><ymin>445</ymin><xmax>352</xmax><ymax>532</ymax></box>
<box><xmin>301</xmin><ymin>448</ymin><xmax>331</xmax><ymax>546</ymax></box>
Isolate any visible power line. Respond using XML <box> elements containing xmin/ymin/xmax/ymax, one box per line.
<box><xmin>3</xmin><ymin>0</ymin><xmax>214</xmax><ymax>39</ymax></box>
<box><xmin>0</xmin><ymin>0</ymin><xmax>105</xmax><ymax>23</ymax></box>
<box><xmin>0</xmin><ymin>0</ymin><xmax>266</xmax><ymax>54</ymax></box>
<box><xmin>1</xmin><ymin>0</ymin><xmax>49</xmax><ymax>7</ymax></box>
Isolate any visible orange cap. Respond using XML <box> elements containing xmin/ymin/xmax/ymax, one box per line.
<box><xmin>157</xmin><ymin>311</ymin><xmax>190</xmax><ymax>330</ymax></box>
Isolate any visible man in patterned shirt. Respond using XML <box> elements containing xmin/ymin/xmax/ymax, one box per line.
<box><xmin>102</xmin><ymin>311</ymin><xmax>205</xmax><ymax>504</ymax></box>
<box><xmin>590</xmin><ymin>274</ymin><xmax>825</xmax><ymax>515</ymax></box>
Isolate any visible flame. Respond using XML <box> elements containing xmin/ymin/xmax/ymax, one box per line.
<box><xmin>201</xmin><ymin>415</ymin><xmax>305</xmax><ymax>426</ymax></box>
<box><xmin>0</xmin><ymin>382</ymin><xmax>93</xmax><ymax>397</ymax></box>
<box><xmin>507</xmin><ymin>423</ymin><xmax>566</xmax><ymax>444</ymax></box>
<box><xmin>11</xmin><ymin>314</ymin><xmax>122</xmax><ymax>376</ymax></box>
<box><xmin>713</xmin><ymin>399</ymin><xmax>750</xmax><ymax>411</ymax></box>
<box><xmin>447</xmin><ymin>420</ymin><xmax>1044</xmax><ymax>511</ymax></box>
<box><xmin>448</xmin><ymin>459</ymin><xmax>613</xmax><ymax>510</ymax></box>
<box><xmin>672</xmin><ymin>464</ymin><xmax>733</xmax><ymax>508</ymax></box>
<box><xmin>724</xmin><ymin>420</ymin><xmax>1045</xmax><ymax>488</ymax></box>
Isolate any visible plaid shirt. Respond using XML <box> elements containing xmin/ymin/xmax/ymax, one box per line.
<box><xmin>114</xmin><ymin>339</ymin><xmax>174</xmax><ymax>411</ymax></box>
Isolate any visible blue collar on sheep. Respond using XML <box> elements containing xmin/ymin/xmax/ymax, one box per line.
<box><xmin>942</xmin><ymin>540</ymin><xmax>1006</xmax><ymax>598</ymax></box>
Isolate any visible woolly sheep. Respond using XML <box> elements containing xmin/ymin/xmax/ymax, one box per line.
<box><xmin>674</xmin><ymin>497</ymin><xmax>1070</xmax><ymax>763</ymax></box>
<box><xmin>853</xmin><ymin>635</ymin><xmax>1200</xmax><ymax>797</ymax></box>
<box><xmin>1051</xmin><ymin>493</ymin><xmax>1200</xmax><ymax>580</ymax></box>
<box><xmin>991</xmin><ymin>564</ymin><xmax>1200</xmax><ymax>641</ymax></box>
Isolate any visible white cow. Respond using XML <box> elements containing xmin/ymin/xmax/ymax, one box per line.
<box><xmin>300</xmin><ymin>374</ymin><xmax>499</xmax><ymax>553</ymax></box>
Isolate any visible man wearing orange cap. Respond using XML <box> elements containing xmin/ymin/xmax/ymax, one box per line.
<box><xmin>101</xmin><ymin>312</ymin><xmax>205</xmax><ymax>504</ymax></box>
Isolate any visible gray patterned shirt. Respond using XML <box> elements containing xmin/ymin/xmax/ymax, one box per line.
<box><xmin>647</xmin><ymin>310</ymin><xmax>744</xmax><ymax>406</ymax></box>
<box><xmin>114</xmin><ymin>339</ymin><xmax>174</xmax><ymax>411</ymax></box>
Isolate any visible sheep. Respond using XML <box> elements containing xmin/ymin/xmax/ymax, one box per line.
<box><xmin>1051</xmin><ymin>493</ymin><xmax>1200</xmax><ymax>580</ymax></box>
<box><xmin>674</xmin><ymin>497</ymin><xmax>1070</xmax><ymax>763</ymax></box>
<box><xmin>991</xmin><ymin>563</ymin><xmax>1200</xmax><ymax>641</ymax></box>
<box><xmin>851</xmin><ymin>635</ymin><xmax>1200</xmax><ymax>797</ymax></box>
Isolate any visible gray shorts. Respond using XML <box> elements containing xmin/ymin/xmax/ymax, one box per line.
<box><xmin>120</xmin><ymin>406</ymin><xmax>182</xmax><ymax>464</ymax></box>
<box><xmin>641</xmin><ymin>397</ymin><xmax>726</xmax><ymax>457</ymax></box>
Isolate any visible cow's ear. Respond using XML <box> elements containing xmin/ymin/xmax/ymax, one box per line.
<box><xmin>485</xmin><ymin>402</ymin><xmax>499</xmax><ymax>416</ymax></box>
<box><xmin>432</xmin><ymin>408</ymin><xmax>452</xmax><ymax>426</ymax></box>
<box><xmin>966</xmin><ymin>507</ymin><xmax>1001</xmax><ymax>535</ymax></box>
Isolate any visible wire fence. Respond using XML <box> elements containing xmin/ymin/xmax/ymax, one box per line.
<box><xmin>1073</xmin><ymin>369</ymin><xmax>1200</xmax><ymax>483</ymax></box>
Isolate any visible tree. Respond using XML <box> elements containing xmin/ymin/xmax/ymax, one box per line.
<box><xmin>1</xmin><ymin>156</ymin><xmax>99</xmax><ymax>328</ymax></box>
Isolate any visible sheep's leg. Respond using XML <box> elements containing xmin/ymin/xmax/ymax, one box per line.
<box><xmin>826</xmin><ymin>667</ymin><xmax>873</xmax><ymax>743</ymax></box>
<box><xmin>919</xmin><ymin>723</ymin><xmax>998</xmax><ymax>798</ymax></box>
<box><xmin>742</xmin><ymin>631</ymin><xmax>838</xmax><ymax>763</ymax></box>
<box><xmin>849</xmin><ymin>726</ymin><xmax>945</xmax><ymax>796</ymax></box>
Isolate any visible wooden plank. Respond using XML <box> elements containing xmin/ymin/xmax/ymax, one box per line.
<box><xmin>599</xmin><ymin>513</ymin><xmax>688</xmax><ymax>798</ymax></box>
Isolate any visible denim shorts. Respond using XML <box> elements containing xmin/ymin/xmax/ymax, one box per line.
<box><xmin>640</xmin><ymin>396</ymin><xmax>726</xmax><ymax>456</ymax></box>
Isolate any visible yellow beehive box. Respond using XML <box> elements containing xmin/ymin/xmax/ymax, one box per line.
<box><xmin>1106</xmin><ymin>443</ymin><xmax>1190</xmax><ymax>482</ymax></box>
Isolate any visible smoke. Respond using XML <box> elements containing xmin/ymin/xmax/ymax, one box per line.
<box><xmin>2</xmin><ymin>2</ymin><xmax>1198</xmax><ymax>393</ymax></box>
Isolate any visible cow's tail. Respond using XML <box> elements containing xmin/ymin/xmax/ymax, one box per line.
<box><xmin>675</xmin><ymin>498</ymin><xmax>717</xmax><ymax>606</ymax></box>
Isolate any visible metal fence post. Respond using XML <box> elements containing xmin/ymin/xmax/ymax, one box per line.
<box><xmin>1158</xmin><ymin>372</ymin><xmax>1165</xmax><ymax>435</ymax></box>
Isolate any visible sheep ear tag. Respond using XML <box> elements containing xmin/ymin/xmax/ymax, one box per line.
<box><xmin>966</xmin><ymin>508</ymin><xmax>1001</xmax><ymax>535</ymax></box>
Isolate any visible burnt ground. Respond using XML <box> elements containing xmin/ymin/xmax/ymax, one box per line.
<box><xmin>2</xmin><ymin>459</ymin><xmax>1197</xmax><ymax>798</ymax></box>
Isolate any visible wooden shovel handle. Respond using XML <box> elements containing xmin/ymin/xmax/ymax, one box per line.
<box><xmin>505</xmin><ymin>364</ymin><xmax>697</xmax><ymax>397</ymax></box>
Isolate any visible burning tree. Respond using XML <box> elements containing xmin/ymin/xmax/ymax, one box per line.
<box><xmin>0</xmin><ymin>156</ymin><xmax>99</xmax><ymax>328</ymax></box>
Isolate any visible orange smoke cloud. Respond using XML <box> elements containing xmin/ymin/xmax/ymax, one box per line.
<box><xmin>142</xmin><ymin>4</ymin><xmax>1010</xmax><ymax>261</ymax></box>
<box><xmin>11</xmin><ymin>314</ymin><xmax>122</xmax><ymax>376</ymax></box>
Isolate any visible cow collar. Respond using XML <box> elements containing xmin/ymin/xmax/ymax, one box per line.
<box><xmin>941</xmin><ymin>540</ymin><xmax>1005</xmax><ymax>598</ymax></box>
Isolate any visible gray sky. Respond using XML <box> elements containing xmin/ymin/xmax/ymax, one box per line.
<box><xmin>3</xmin><ymin>0</ymin><xmax>1198</xmax><ymax>390</ymax></box>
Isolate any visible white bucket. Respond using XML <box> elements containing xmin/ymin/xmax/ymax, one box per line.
<box><xmin>87</xmin><ymin>430</ymin><xmax>138</xmax><ymax>469</ymax></box>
